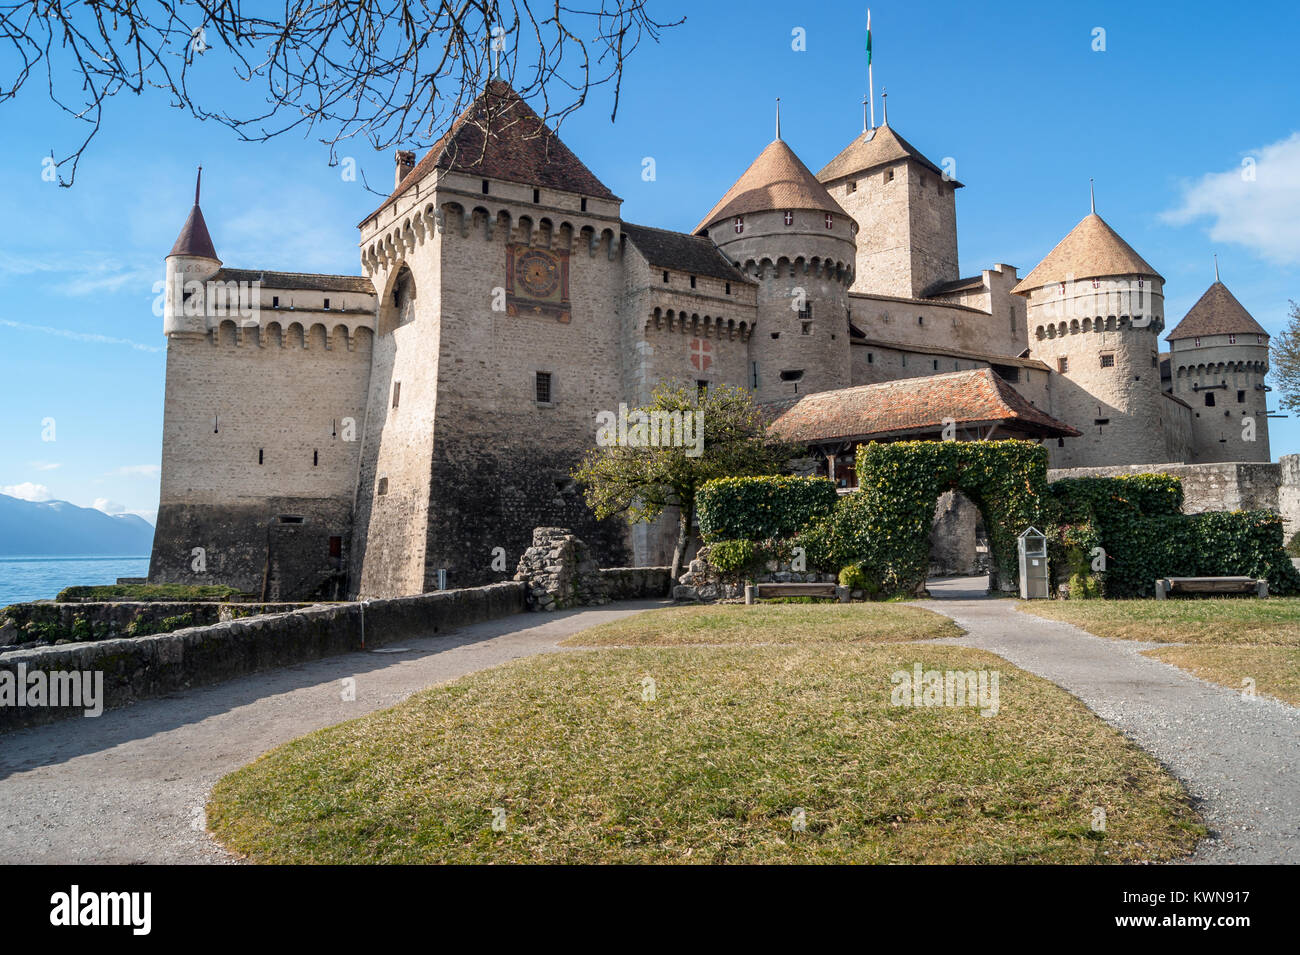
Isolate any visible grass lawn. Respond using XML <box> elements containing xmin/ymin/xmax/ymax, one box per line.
<box><xmin>1016</xmin><ymin>598</ymin><xmax>1300</xmax><ymax>646</ymax></box>
<box><xmin>208</xmin><ymin>611</ymin><xmax>1203</xmax><ymax>864</ymax></box>
<box><xmin>1142</xmin><ymin>646</ymin><xmax>1300</xmax><ymax>707</ymax></box>
<box><xmin>1017</xmin><ymin>598</ymin><xmax>1300</xmax><ymax>707</ymax></box>
<box><xmin>560</xmin><ymin>602</ymin><xmax>962</xmax><ymax>646</ymax></box>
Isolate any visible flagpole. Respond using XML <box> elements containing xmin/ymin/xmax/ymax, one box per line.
<box><xmin>867</xmin><ymin>9</ymin><xmax>874</xmax><ymax>129</ymax></box>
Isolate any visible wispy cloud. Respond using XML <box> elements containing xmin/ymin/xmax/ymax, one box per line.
<box><xmin>1162</xmin><ymin>132</ymin><xmax>1300</xmax><ymax>266</ymax></box>
<box><xmin>1</xmin><ymin>482</ymin><xmax>52</xmax><ymax>502</ymax></box>
<box><xmin>28</xmin><ymin>461</ymin><xmax>61</xmax><ymax>471</ymax></box>
<box><xmin>0</xmin><ymin>319</ymin><xmax>162</xmax><ymax>353</ymax></box>
<box><xmin>93</xmin><ymin>497</ymin><xmax>126</xmax><ymax>514</ymax></box>
<box><xmin>110</xmin><ymin>464</ymin><xmax>161</xmax><ymax>477</ymax></box>
<box><xmin>0</xmin><ymin>251</ymin><xmax>156</xmax><ymax>297</ymax></box>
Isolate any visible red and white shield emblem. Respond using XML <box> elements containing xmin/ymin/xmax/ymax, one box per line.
<box><xmin>689</xmin><ymin>337</ymin><xmax>712</xmax><ymax>372</ymax></box>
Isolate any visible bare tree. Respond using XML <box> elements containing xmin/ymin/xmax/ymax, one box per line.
<box><xmin>1</xmin><ymin>1</ymin><xmax>682</xmax><ymax>186</ymax></box>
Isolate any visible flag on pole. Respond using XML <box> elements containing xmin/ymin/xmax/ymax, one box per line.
<box><xmin>866</xmin><ymin>9</ymin><xmax>872</xmax><ymax>64</ymax></box>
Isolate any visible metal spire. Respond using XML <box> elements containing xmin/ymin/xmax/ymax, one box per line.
<box><xmin>195</xmin><ymin>166</ymin><xmax>202</xmax><ymax>206</ymax></box>
<box><xmin>881</xmin><ymin>89</ymin><xmax>888</xmax><ymax>126</ymax></box>
<box><xmin>775</xmin><ymin>97</ymin><xmax>781</xmax><ymax>140</ymax></box>
<box><xmin>1214</xmin><ymin>253</ymin><xmax>1220</xmax><ymax>282</ymax></box>
<box><xmin>1089</xmin><ymin>178</ymin><xmax>1095</xmax><ymax>214</ymax></box>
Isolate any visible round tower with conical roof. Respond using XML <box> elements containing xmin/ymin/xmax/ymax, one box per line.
<box><xmin>1014</xmin><ymin>209</ymin><xmax>1170</xmax><ymax>467</ymax></box>
<box><xmin>163</xmin><ymin>167</ymin><xmax>222</xmax><ymax>336</ymax></box>
<box><xmin>1166</xmin><ymin>275</ymin><xmax>1271</xmax><ymax>462</ymax></box>
<box><xmin>695</xmin><ymin>117</ymin><xmax>856</xmax><ymax>403</ymax></box>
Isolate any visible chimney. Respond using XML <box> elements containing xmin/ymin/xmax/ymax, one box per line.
<box><xmin>395</xmin><ymin>150</ymin><xmax>416</xmax><ymax>189</ymax></box>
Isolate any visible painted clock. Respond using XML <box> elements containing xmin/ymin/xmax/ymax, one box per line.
<box><xmin>506</xmin><ymin>244</ymin><xmax>571</xmax><ymax>323</ymax></box>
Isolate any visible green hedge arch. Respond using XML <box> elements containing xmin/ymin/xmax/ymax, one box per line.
<box><xmin>844</xmin><ymin>440</ymin><xmax>1052</xmax><ymax>594</ymax></box>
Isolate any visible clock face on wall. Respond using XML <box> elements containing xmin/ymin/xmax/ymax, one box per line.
<box><xmin>517</xmin><ymin>249</ymin><xmax>561</xmax><ymax>299</ymax></box>
<box><xmin>506</xmin><ymin>243</ymin><xmax>571</xmax><ymax>323</ymax></box>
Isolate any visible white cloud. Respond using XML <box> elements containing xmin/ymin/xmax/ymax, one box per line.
<box><xmin>2</xmin><ymin>482</ymin><xmax>53</xmax><ymax>502</ymax></box>
<box><xmin>28</xmin><ymin>461</ymin><xmax>61</xmax><ymax>471</ymax></box>
<box><xmin>1162</xmin><ymin>132</ymin><xmax>1300</xmax><ymax>265</ymax></box>
<box><xmin>93</xmin><ymin>498</ymin><xmax>127</xmax><ymax>514</ymax></box>
<box><xmin>112</xmin><ymin>464</ymin><xmax>161</xmax><ymax>477</ymax></box>
<box><xmin>0</xmin><ymin>319</ymin><xmax>162</xmax><ymax>353</ymax></box>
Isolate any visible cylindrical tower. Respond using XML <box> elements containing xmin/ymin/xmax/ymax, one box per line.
<box><xmin>163</xmin><ymin>168</ymin><xmax>222</xmax><ymax>336</ymax></box>
<box><xmin>1166</xmin><ymin>279</ymin><xmax>1272</xmax><ymax>462</ymax></box>
<box><xmin>695</xmin><ymin>136</ymin><xmax>856</xmax><ymax>402</ymax></box>
<box><xmin>1015</xmin><ymin>212</ymin><xmax>1169</xmax><ymax>467</ymax></box>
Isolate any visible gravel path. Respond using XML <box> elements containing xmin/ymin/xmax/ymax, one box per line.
<box><xmin>921</xmin><ymin>576</ymin><xmax>1300</xmax><ymax>864</ymax></box>
<box><xmin>0</xmin><ymin>600</ymin><xmax>665</xmax><ymax>864</ymax></box>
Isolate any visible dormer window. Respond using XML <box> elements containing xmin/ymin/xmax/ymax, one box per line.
<box><xmin>784</xmin><ymin>210</ymin><xmax>793</xmax><ymax>226</ymax></box>
<box><xmin>824</xmin><ymin>213</ymin><xmax>834</xmax><ymax>229</ymax></box>
<box><xmin>734</xmin><ymin>216</ymin><xmax>744</xmax><ymax>234</ymax></box>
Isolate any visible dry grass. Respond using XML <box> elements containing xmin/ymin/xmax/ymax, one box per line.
<box><xmin>1017</xmin><ymin>598</ymin><xmax>1300</xmax><ymax>646</ymax></box>
<box><xmin>208</xmin><ymin>643</ymin><xmax>1203</xmax><ymax>864</ymax></box>
<box><xmin>1143</xmin><ymin>646</ymin><xmax>1300</xmax><ymax>706</ymax></box>
<box><xmin>561</xmin><ymin>602</ymin><xmax>963</xmax><ymax>647</ymax></box>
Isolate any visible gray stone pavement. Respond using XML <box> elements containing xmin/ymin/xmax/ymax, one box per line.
<box><xmin>921</xmin><ymin>576</ymin><xmax>1300</xmax><ymax>863</ymax></box>
<box><xmin>0</xmin><ymin>600</ymin><xmax>665</xmax><ymax>864</ymax></box>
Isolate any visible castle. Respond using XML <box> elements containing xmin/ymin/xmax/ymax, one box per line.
<box><xmin>148</xmin><ymin>80</ymin><xmax>1275</xmax><ymax>599</ymax></box>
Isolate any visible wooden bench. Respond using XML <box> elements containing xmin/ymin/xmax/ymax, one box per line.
<box><xmin>1154</xmin><ymin>576</ymin><xmax>1268</xmax><ymax>600</ymax></box>
<box><xmin>752</xmin><ymin>582</ymin><xmax>839</xmax><ymax>601</ymax></box>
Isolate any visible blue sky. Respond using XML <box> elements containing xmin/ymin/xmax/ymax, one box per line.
<box><xmin>2</xmin><ymin>0</ymin><xmax>1299</xmax><ymax>523</ymax></box>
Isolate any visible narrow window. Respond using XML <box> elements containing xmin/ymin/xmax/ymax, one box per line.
<box><xmin>272</xmin><ymin>296</ymin><xmax>279</xmax><ymax>308</ymax></box>
<box><xmin>581</xmin><ymin>198</ymin><xmax>588</xmax><ymax>212</ymax></box>
<box><xmin>481</xmin><ymin>179</ymin><xmax>489</xmax><ymax>194</ymax></box>
<box><xmin>1009</xmin><ymin>308</ymin><xmax>1017</xmax><ymax>337</ymax></box>
<box><xmin>213</xmin><ymin>414</ymin><xmax>219</xmax><ymax>434</ymax></box>
<box><xmin>1058</xmin><ymin>356</ymin><xmax>1069</xmax><ymax>373</ymax></box>
<box><xmin>801</xmin><ymin>321</ymin><xmax>812</xmax><ymax>335</ymax></box>
<box><xmin>1229</xmin><ymin>334</ymin><xmax>1236</xmax><ymax>344</ymax></box>
<box><xmin>258</xmin><ymin>448</ymin><xmax>264</xmax><ymax>465</ymax></box>
<box><xmin>847</xmin><ymin>181</ymin><xmax>857</xmax><ymax>194</ymax></box>
<box><xmin>377</xmin><ymin>476</ymin><xmax>389</xmax><ymax>496</ymax></box>
<box><xmin>690</xmin><ymin>275</ymin><xmax>697</xmax><ymax>289</ymax></box>
<box><xmin>331</xmin><ymin>419</ymin><xmax>337</xmax><ymax>438</ymax></box>
<box><xmin>734</xmin><ymin>216</ymin><xmax>744</xmax><ymax>234</ymax></box>
<box><xmin>1257</xmin><ymin>334</ymin><xmax>1263</xmax><ymax>344</ymax></box>
<box><xmin>797</xmin><ymin>301</ymin><xmax>813</xmax><ymax>320</ymax></box>
<box><xmin>825</xmin><ymin>213</ymin><xmax>833</xmax><ymax>229</ymax></box>
<box><xmin>1238</xmin><ymin>390</ymin><xmax>1246</xmax><ymax>403</ymax></box>
<box><xmin>313</xmin><ymin>450</ymin><xmax>318</xmax><ymax>467</ymax></box>
<box><xmin>867</xmin><ymin>352</ymin><xmax>874</xmax><ymax>364</ymax></box>
<box><xmin>751</xmin><ymin>361</ymin><xmax>759</xmax><ymax>389</ymax></box>
<box><xmin>1100</xmin><ymin>354</ymin><xmax>1115</xmax><ymax>368</ymax></box>
<box><xmin>533</xmin><ymin>188</ymin><xmax>540</xmax><ymax>203</ymax></box>
<box><xmin>885</xmin><ymin>168</ymin><xmax>895</xmax><ymax>183</ymax></box>
<box><xmin>1194</xmin><ymin>336</ymin><xmax>1201</xmax><ymax>347</ymax></box>
<box><xmin>784</xmin><ymin>210</ymin><xmax>794</xmax><ymax>226</ymax></box>
<box><xmin>725</xmin><ymin>282</ymin><xmax>731</xmax><ymax>295</ymax></box>
<box><xmin>1205</xmin><ymin>392</ymin><xmax>1216</xmax><ymax>407</ymax></box>
<box><xmin>392</xmin><ymin>381</ymin><xmax>400</xmax><ymax>407</ymax></box>
<box><xmin>535</xmin><ymin>371</ymin><xmax>553</xmax><ymax>404</ymax></box>
<box><xmin>323</xmin><ymin>298</ymin><xmax>330</xmax><ymax>310</ymax></box>
<box><xmin>902</xmin><ymin>354</ymin><xmax>908</xmax><ymax>367</ymax></box>
<box><xmin>932</xmin><ymin>359</ymin><xmax>939</xmax><ymax>370</ymax></box>
<box><xmin>662</xmin><ymin>271</ymin><xmax>669</xmax><ymax>283</ymax></box>
<box><xmin>917</xmin><ymin>315</ymin><xmax>924</xmax><ymax>326</ymax></box>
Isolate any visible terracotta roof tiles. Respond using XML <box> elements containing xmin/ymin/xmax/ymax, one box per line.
<box><xmin>1013</xmin><ymin>213</ymin><xmax>1161</xmax><ymax>293</ymax></box>
<box><xmin>695</xmin><ymin>138</ymin><xmax>847</xmax><ymax>234</ymax></box>
<box><xmin>1166</xmin><ymin>281</ymin><xmax>1269</xmax><ymax>341</ymax></box>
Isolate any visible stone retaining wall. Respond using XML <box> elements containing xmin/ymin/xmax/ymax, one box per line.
<box><xmin>0</xmin><ymin>582</ymin><xmax>525</xmax><ymax>732</ymax></box>
<box><xmin>0</xmin><ymin>601</ymin><xmax>310</xmax><ymax>651</ymax></box>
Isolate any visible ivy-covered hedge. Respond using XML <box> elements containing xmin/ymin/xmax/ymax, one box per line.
<box><xmin>697</xmin><ymin>476</ymin><xmax>838</xmax><ymax>544</ymax></box>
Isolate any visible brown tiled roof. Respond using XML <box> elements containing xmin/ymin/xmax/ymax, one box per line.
<box><xmin>211</xmin><ymin>268</ymin><xmax>374</xmax><ymax>294</ymax></box>
<box><xmin>169</xmin><ymin>205</ymin><xmax>218</xmax><ymax>259</ymax></box>
<box><xmin>364</xmin><ymin>80</ymin><xmax>617</xmax><ymax>223</ymax></box>
<box><xmin>852</xmin><ymin>335</ymin><xmax>1051</xmax><ymax>371</ymax></box>
<box><xmin>694</xmin><ymin>138</ymin><xmax>847</xmax><ymax>234</ymax></box>
<box><xmin>1166</xmin><ymin>281</ymin><xmax>1269</xmax><ymax>341</ymax></box>
<box><xmin>1012</xmin><ymin>213</ymin><xmax>1161</xmax><ymax>293</ymax></box>
<box><xmin>765</xmin><ymin>368</ymin><xmax>1080</xmax><ymax>444</ymax></box>
<box><xmin>816</xmin><ymin>124</ymin><xmax>959</xmax><ymax>185</ymax></box>
<box><xmin>622</xmin><ymin>223</ymin><xmax>752</xmax><ymax>283</ymax></box>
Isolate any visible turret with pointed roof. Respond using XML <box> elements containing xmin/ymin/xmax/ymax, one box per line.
<box><xmin>817</xmin><ymin>118</ymin><xmax>960</xmax><ymax>299</ymax></box>
<box><xmin>163</xmin><ymin>167</ymin><xmax>222</xmax><ymax>337</ymax></box>
<box><xmin>1165</xmin><ymin>275</ymin><xmax>1271</xmax><ymax>463</ymax></box>
<box><xmin>169</xmin><ymin>167</ymin><xmax>219</xmax><ymax>261</ymax></box>
<box><xmin>1012</xmin><ymin>213</ymin><xmax>1161</xmax><ymax>294</ymax></box>
<box><xmin>694</xmin><ymin>136</ymin><xmax>847</xmax><ymax>236</ymax></box>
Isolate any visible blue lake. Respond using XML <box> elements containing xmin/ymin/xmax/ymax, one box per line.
<box><xmin>0</xmin><ymin>556</ymin><xmax>151</xmax><ymax>606</ymax></box>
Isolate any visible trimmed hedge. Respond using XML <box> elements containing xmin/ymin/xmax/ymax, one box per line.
<box><xmin>697</xmin><ymin>476</ymin><xmax>838</xmax><ymax>544</ymax></box>
<box><xmin>54</xmin><ymin>583</ymin><xmax>243</xmax><ymax>603</ymax></box>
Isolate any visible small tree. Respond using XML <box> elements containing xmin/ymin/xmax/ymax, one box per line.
<box><xmin>572</xmin><ymin>384</ymin><xmax>797</xmax><ymax>581</ymax></box>
<box><xmin>1273</xmin><ymin>300</ymin><xmax>1300</xmax><ymax>414</ymax></box>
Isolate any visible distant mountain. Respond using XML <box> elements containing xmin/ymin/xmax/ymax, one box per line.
<box><xmin>0</xmin><ymin>494</ymin><xmax>155</xmax><ymax>556</ymax></box>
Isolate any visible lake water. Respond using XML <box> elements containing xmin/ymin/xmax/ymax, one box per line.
<box><xmin>0</xmin><ymin>556</ymin><xmax>151</xmax><ymax>606</ymax></box>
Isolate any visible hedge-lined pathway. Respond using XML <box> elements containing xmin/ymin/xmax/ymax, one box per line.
<box><xmin>922</xmin><ymin>577</ymin><xmax>1300</xmax><ymax>864</ymax></box>
<box><xmin>0</xmin><ymin>600</ymin><xmax>666</xmax><ymax>864</ymax></box>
